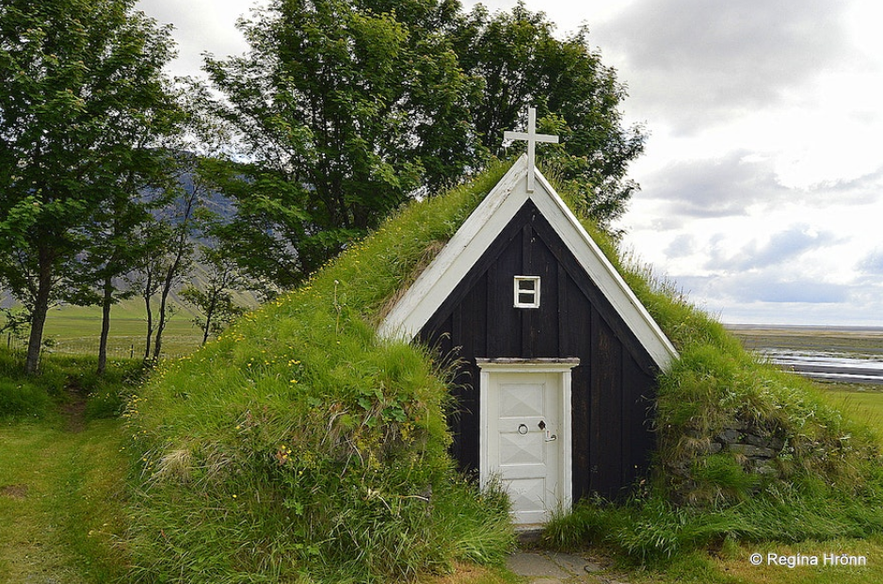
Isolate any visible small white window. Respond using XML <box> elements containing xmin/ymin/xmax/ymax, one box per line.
<box><xmin>514</xmin><ymin>276</ymin><xmax>541</xmax><ymax>308</ymax></box>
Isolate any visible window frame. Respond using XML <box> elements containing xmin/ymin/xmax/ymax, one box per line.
<box><xmin>513</xmin><ymin>275</ymin><xmax>541</xmax><ymax>308</ymax></box>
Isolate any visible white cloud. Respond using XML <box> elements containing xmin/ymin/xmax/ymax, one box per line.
<box><xmin>594</xmin><ymin>0</ymin><xmax>854</xmax><ymax>133</ymax></box>
<box><xmin>709</xmin><ymin>226</ymin><xmax>841</xmax><ymax>272</ymax></box>
<box><xmin>640</xmin><ymin>152</ymin><xmax>789</xmax><ymax>218</ymax></box>
<box><xmin>136</xmin><ymin>0</ymin><xmax>264</xmax><ymax>79</ymax></box>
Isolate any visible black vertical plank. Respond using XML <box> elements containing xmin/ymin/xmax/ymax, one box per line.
<box><xmin>562</xmin><ymin>271</ymin><xmax>592</xmax><ymax>502</ymax></box>
<box><xmin>594</xmin><ymin>315</ymin><xmax>623</xmax><ymax>497</ymax></box>
<box><xmin>533</xmin><ymin>229</ymin><xmax>560</xmax><ymax>357</ymax></box>
<box><xmin>620</xmin><ymin>351</ymin><xmax>637</xmax><ymax>490</ymax></box>
<box><xmin>557</xmin><ymin>261</ymin><xmax>567</xmax><ymax>356</ymax></box>
<box><xmin>621</xmin><ymin>354</ymin><xmax>655</xmax><ymax>488</ymax></box>
<box><xmin>455</xmin><ymin>362</ymin><xmax>481</xmax><ymax>472</ymax></box>
<box><xmin>521</xmin><ymin>223</ymin><xmax>535</xmax><ymax>358</ymax></box>
<box><xmin>488</xmin><ymin>229</ymin><xmax>523</xmax><ymax>357</ymax></box>
<box><xmin>589</xmin><ymin>307</ymin><xmax>602</xmax><ymax>494</ymax></box>
<box><xmin>459</xmin><ymin>273</ymin><xmax>488</xmax><ymax>359</ymax></box>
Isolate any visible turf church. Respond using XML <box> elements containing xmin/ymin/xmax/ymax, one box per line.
<box><xmin>379</xmin><ymin>108</ymin><xmax>678</xmax><ymax>524</ymax></box>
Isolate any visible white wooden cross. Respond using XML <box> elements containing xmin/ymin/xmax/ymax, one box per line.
<box><xmin>504</xmin><ymin>106</ymin><xmax>559</xmax><ymax>193</ymax></box>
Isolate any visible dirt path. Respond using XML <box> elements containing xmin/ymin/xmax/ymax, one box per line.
<box><xmin>0</xmin><ymin>413</ymin><xmax>128</xmax><ymax>583</ymax></box>
<box><xmin>60</xmin><ymin>385</ymin><xmax>88</xmax><ymax>433</ymax></box>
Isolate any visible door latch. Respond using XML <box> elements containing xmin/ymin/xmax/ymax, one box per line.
<box><xmin>538</xmin><ymin>420</ymin><xmax>556</xmax><ymax>442</ymax></box>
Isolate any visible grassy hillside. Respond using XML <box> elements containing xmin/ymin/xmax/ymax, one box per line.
<box><xmin>3</xmin><ymin>349</ymin><xmax>883</xmax><ymax>584</ymax></box>
<box><xmin>125</xmin><ymin>158</ymin><xmax>883</xmax><ymax>581</ymax></box>
<box><xmin>543</xmin><ymin>268</ymin><xmax>883</xmax><ymax>560</ymax></box>
<box><xmin>125</xmin><ymin>162</ymin><xmax>517</xmax><ymax>583</ymax></box>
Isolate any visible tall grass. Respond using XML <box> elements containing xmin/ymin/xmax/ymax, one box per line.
<box><xmin>125</xmin><ymin>155</ymin><xmax>883</xmax><ymax>578</ymax></box>
<box><xmin>125</xmin><ymin>162</ymin><xmax>516</xmax><ymax>583</ymax></box>
<box><xmin>545</xmin><ymin>469</ymin><xmax>883</xmax><ymax>562</ymax></box>
<box><xmin>540</xmin><ymin>222</ymin><xmax>883</xmax><ymax>562</ymax></box>
<box><xmin>0</xmin><ymin>348</ymin><xmax>145</xmax><ymax>421</ymax></box>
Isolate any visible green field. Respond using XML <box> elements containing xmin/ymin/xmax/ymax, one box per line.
<box><xmin>729</xmin><ymin>325</ymin><xmax>883</xmax><ymax>356</ymax></box>
<box><xmin>823</xmin><ymin>385</ymin><xmax>883</xmax><ymax>435</ymax></box>
<box><xmin>4</xmin><ymin>325</ymin><xmax>883</xmax><ymax>583</ymax></box>
<box><xmin>6</xmin><ymin>300</ymin><xmax>208</xmax><ymax>360</ymax></box>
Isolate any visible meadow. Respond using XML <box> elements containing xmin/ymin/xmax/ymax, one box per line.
<box><xmin>3</xmin><ymin>323</ymin><xmax>883</xmax><ymax>583</ymax></box>
<box><xmin>5</xmin><ymin>300</ymin><xmax>205</xmax><ymax>360</ymax></box>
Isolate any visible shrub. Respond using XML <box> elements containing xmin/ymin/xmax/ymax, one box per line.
<box><xmin>0</xmin><ymin>349</ymin><xmax>147</xmax><ymax>421</ymax></box>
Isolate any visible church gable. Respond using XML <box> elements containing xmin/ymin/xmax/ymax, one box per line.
<box><xmin>416</xmin><ymin>197</ymin><xmax>664</xmax><ymax>499</ymax></box>
<box><xmin>420</xmin><ymin>198</ymin><xmax>660</xmax><ymax>373</ymax></box>
<box><xmin>378</xmin><ymin>154</ymin><xmax>677</xmax><ymax>372</ymax></box>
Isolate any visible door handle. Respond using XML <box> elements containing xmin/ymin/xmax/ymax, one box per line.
<box><xmin>544</xmin><ymin>432</ymin><xmax>557</xmax><ymax>442</ymax></box>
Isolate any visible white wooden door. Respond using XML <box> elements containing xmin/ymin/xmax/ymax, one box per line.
<box><xmin>486</xmin><ymin>371</ymin><xmax>562</xmax><ymax>524</ymax></box>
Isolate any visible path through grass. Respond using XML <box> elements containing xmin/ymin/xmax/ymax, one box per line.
<box><xmin>0</xmin><ymin>414</ymin><xmax>129</xmax><ymax>583</ymax></box>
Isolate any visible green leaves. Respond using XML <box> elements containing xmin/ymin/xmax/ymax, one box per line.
<box><xmin>454</xmin><ymin>5</ymin><xmax>646</xmax><ymax>227</ymax></box>
<box><xmin>0</xmin><ymin>0</ymin><xmax>181</xmax><ymax>372</ymax></box>
<box><xmin>200</xmin><ymin>1</ymin><xmax>646</xmax><ymax>293</ymax></box>
<box><xmin>198</xmin><ymin>0</ymin><xmax>480</xmax><ymax>288</ymax></box>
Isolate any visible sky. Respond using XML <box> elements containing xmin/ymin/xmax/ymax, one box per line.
<box><xmin>135</xmin><ymin>0</ymin><xmax>883</xmax><ymax>326</ymax></box>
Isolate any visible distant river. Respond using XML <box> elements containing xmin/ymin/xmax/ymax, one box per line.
<box><xmin>761</xmin><ymin>349</ymin><xmax>883</xmax><ymax>385</ymax></box>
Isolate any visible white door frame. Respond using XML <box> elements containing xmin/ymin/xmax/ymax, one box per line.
<box><xmin>477</xmin><ymin>358</ymin><xmax>579</xmax><ymax>523</ymax></box>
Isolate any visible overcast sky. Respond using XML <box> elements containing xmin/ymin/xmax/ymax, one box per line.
<box><xmin>136</xmin><ymin>0</ymin><xmax>883</xmax><ymax>326</ymax></box>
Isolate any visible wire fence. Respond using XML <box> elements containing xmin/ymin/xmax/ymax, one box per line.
<box><xmin>4</xmin><ymin>333</ymin><xmax>198</xmax><ymax>361</ymax></box>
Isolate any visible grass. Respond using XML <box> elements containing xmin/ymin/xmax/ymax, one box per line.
<box><xmin>824</xmin><ymin>385</ymin><xmax>883</xmax><ymax>434</ymax></box>
<box><xmin>608</xmin><ymin>537</ymin><xmax>882</xmax><ymax>584</ymax></box>
<box><xmin>6</xmin><ymin>158</ymin><xmax>883</xmax><ymax>583</ymax></box>
<box><xmin>537</xmin><ymin>301</ymin><xmax>883</xmax><ymax>567</ymax></box>
<box><xmin>122</xmin><ymin>159</ymin><xmax>883</xmax><ymax>581</ymax></box>
<box><xmin>0</xmin><ymin>348</ymin><xmax>511</xmax><ymax>584</ymax></box>
<box><xmin>124</xmin><ymin>161</ymin><xmax>518</xmax><ymax>583</ymax></box>
<box><xmin>0</xmin><ymin>399</ymin><xmax>131</xmax><ymax>583</ymax></box>
<box><xmin>4</xmin><ymin>298</ymin><xmax>207</xmax><ymax>360</ymax></box>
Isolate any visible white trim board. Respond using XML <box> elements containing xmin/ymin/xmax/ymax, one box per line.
<box><xmin>378</xmin><ymin>154</ymin><xmax>678</xmax><ymax>371</ymax></box>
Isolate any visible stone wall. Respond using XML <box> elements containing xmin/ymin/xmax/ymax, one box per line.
<box><xmin>666</xmin><ymin>419</ymin><xmax>789</xmax><ymax>501</ymax></box>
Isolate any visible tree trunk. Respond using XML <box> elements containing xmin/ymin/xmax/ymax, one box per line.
<box><xmin>97</xmin><ymin>275</ymin><xmax>113</xmax><ymax>375</ymax></box>
<box><xmin>143</xmin><ymin>288</ymin><xmax>153</xmax><ymax>362</ymax></box>
<box><xmin>153</xmin><ymin>270</ymin><xmax>174</xmax><ymax>360</ymax></box>
<box><xmin>202</xmin><ymin>294</ymin><xmax>218</xmax><ymax>345</ymax></box>
<box><xmin>25</xmin><ymin>249</ymin><xmax>54</xmax><ymax>375</ymax></box>
<box><xmin>152</xmin><ymin>292</ymin><xmax>167</xmax><ymax>360</ymax></box>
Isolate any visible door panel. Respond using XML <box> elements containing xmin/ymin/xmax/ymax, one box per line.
<box><xmin>487</xmin><ymin>372</ymin><xmax>561</xmax><ymax>524</ymax></box>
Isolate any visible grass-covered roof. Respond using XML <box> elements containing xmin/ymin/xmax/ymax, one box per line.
<box><xmin>126</xmin><ymin>158</ymin><xmax>883</xmax><ymax>580</ymax></box>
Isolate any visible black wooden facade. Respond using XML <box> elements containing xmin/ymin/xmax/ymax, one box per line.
<box><xmin>418</xmin><ymin>199</ymin><xmax>659</xmax><ymax>501</ymax></box>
